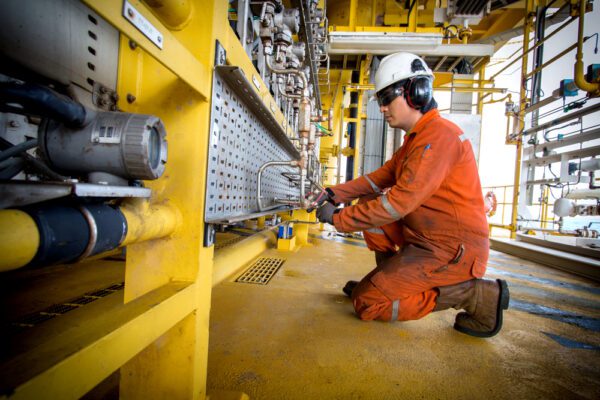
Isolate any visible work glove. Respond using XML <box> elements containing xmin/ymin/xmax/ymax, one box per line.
<box><xmin>316</xmin><ymin>202</ymin><xmax>339</xmax><ymax>225</ymax></box>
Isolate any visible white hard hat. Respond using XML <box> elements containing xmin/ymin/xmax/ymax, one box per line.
<box><xmin>375</xmin><ymin>52</ymin><xmax>434</xmax><ymax>93</ymax></box>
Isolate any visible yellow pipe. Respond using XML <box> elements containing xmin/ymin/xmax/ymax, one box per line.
<box><xmin>574</xmin><ymin>0</ymin><xmax>600</xmax><ymax>95</ymax></box>
<box><xmin>0</xmin><ymin>210</ymin><xmax>40</xmax><ymax>272</ymax></box>
<box><xmin>212</xmin><ymin>228</ymin><xmax>277</xmax><ymax>287</ymax></box>
<box><xmin>144</xmin><ymin>0</ymin><xmax>193</xmax><ymax>30</ymax></box>
<box><xmin>510</xmin><ymin>0</ymin><xmax>535</xmax><ymax>239</ymax></box>
<box><xmin>119</xmin><ymin>200</ymin><xmax>181</xmax><ymax>246</ymax></box>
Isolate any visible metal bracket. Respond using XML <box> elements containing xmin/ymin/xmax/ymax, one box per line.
<box><xmin>203</xmin><ymin>223</ymin><xmax>215</xmax><ymax>247</ymax></box>
<box><xmin>215</xmin><ymin>40</ymin><xmax>226</xmax><ymax>66</ymax></box>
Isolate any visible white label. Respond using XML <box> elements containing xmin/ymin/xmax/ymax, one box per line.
<box><xmin>123</xmin><ymin>0</ymin><xmax>163</xmax><ymax>50</ymax></box>
<box><xmin>252</xmin><ymin>75</ymin><xmax>261</xmax><ymax>91</ymax></box>
<box><xmin>92</xmin><ymin>125</ymin><xmax>121</xmax><ymax>144</ymax></box>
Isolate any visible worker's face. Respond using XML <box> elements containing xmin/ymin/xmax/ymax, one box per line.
<box><xmin>379</xmin><ymin>90</ymin><xmax>411</xmax><ymax>130</ymax></box>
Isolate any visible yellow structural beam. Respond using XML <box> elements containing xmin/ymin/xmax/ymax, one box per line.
<box><xmin>1</xmin><ymin>282</ymin><xmax>196</xmax><ymax>399</ymax></box>
<box><xmin>144</xmin><ymin>0</ymin><xmax>193</xmax><ymax>30</ymax></box>
<box><xmin>0</xmin><ymin>210</ymin><xmax>39</xmax><ymax>272</ymax></box>
<box><xmin>82</xmin><ymin>0</ymin><xmax>209</xmax><ymax>99</ymax></box>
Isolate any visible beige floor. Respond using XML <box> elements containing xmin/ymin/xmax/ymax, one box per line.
<box><xmin>207</xmin><ymin>228</ymin><xmax>600</xmax><ymax>400</ymax></box>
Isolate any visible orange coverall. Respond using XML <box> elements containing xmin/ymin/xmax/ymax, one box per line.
<box><xmin>330</xmin><ymin>109</ymin><xmax>489</xmax><ymax>322</ymax></box>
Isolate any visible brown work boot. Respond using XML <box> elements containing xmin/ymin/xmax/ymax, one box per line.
<box><xmin>434</xmin><ymin>279</ymin><xmax>510</xmax><ymax>338</ymax></box>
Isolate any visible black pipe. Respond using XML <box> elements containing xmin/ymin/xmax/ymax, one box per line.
<box><xmin>0</xmin><ymin>81</ymin><xmax>88</xmax><ymax>128</ymax></box>
<box><xmin>22</xmin><ymin>202</ymin><xmax>127</xmax><ymax>268</ymax></box>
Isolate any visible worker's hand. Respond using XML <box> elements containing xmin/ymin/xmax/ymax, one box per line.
<box><xmin>306</xmin><ymin>187</ymin><xmax>336</xmax><ymax>212</ymax></box>
<box><xmin>316</xmin><ymin>202</ymin><xmax>338</xmax><ymax>225</ymax></box>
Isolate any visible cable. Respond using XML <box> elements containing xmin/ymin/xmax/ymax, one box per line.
<box><xmin>0</xmin><ymin>138</ymin><xmax>38</xmax><ymax>163</ymax></box>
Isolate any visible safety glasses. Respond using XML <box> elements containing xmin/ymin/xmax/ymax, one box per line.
<box><xmin>376</xmin><ymin>85</ymin><xmax>404</xmax><ymax>107</ymax></box>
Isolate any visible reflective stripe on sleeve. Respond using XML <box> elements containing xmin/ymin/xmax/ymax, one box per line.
<box><xmin>381</xmin><ymin>194</ymin><xmax>402</xmax><ymax>220</ymax></box>
<box><xmin>390</xmin><ymin>299</ymin><xmax>399</xmax><ymax>322</ymax></box>
<box><xmin>365</xmin><ymin>175</ymin><xmax>382</xmax><ymax>194</ymax></box>
<box><xmin>366</xmin><ymin>227</ymin><xmax>385</xmax><ymax>235</ymax></box>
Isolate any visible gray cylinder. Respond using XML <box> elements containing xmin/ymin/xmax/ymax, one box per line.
<box><xmin>41</xmin><ymin>111</ymin><xmax>167</xmax><ymax>180</ymax></box>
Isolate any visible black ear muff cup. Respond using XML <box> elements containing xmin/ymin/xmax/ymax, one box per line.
<box><xmin>406</xmin><ymin>76</ymin><xmax>433</xmax><ymax>110</ymax></box>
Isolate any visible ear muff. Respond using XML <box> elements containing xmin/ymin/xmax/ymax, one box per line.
<box><xmin>405</xmin><ymin>76</ymin><xmax>433</xmax><ymax>109</ymax></box>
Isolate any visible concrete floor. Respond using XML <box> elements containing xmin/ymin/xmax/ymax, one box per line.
<box><xmin>207</xmin><ymin>228</ymin><xmax>600</xmax><ymax>399</ymax></box>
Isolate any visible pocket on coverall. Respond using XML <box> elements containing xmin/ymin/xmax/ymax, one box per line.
<box><xmin>470</xmin><ymin>257</ymin><xmax>486</xmax><ymax>278</ymax></box>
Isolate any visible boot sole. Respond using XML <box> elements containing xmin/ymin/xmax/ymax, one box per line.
<box><xmin>454</xmin><ymin>279</ymin><xmax>510</xmax><ymax>338</ymax></box>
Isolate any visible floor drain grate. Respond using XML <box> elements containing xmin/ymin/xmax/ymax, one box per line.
<box><xmin>236</xmin><ymin>257</ymin><xmax>285</xmax><ymax>285</ymax></box>
<box><xmin>8</xmin><ymin>282</ymin><xmax>125</xmax><ymax>331</ymax></box>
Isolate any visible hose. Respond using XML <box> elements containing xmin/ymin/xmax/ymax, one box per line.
<box><xmin>0</xmin><ymin>158</ymin><xmax>26</xmax><ymax>179</ymax></box>
<box><xmin>0</xmin><ymin>81</ymin><xmax>88</xmax><ymax>128</ymax></box>
<box><xmin>0</xmin><ymin>138</ymin><xmax>38</xmax><ymax>163</ymax></box>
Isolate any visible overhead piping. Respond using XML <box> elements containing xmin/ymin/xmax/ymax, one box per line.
<box><xmin>574</xmin><ymin>0</ymin><xmax>600</xmax><ymax>95</ymax></box>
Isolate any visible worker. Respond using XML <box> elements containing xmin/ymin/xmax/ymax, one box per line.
<box><xmin>312</xmin><ymin>52</ymin><xmax>509</xmax><ymax>338</ymax></box>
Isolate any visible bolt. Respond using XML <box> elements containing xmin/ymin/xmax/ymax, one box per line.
<box><xmin>127</xmin><ymin>94</ymin><xmax>136</xmax><ymax>103</ymax></box>
<box><xmin>9</xmin><ymin>120</ymin><xmax>20</xmax><ymax>128</ymax></box>
<box><xmin>157</xmin><ymin>36</ymin><xmax>162</xmax><ymax>43</ymax></box>
<box><xmin>127</xmin><ymin>8</ymin><xmax>134</xmax><ymax>19</ymax></box>
<box><xmin>129</xmin><ymin>40</ymin><xmax>137</xmax><ymax>50</ymax></box>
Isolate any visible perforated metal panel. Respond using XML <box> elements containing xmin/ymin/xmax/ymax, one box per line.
<box><xmin>205</xmin><ymin>66</ymin><xmax>301</xmax><ymax>223</ymax></box>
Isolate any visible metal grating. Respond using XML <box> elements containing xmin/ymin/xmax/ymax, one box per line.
<box><xmin>205</xmin><ymin>66</ymin><xmax>301</xmax><ymax>223</ymax></box>
<box><xmin>7</xmin><ymin>282</ymin><xmax>125</xmax><ymax>332</ymax></box>
<box><xmin>236</xmin><ymin>257</ymin><xmax>285</xmax><ymax>285</ymax></box>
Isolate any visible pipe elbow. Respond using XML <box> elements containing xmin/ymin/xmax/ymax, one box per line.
<box><xmin>574</xmin><ymin>61</ymin><xmax>600</xmax><ymax>95</ymax></box>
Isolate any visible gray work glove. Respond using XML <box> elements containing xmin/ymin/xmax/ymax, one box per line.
<box><xmin>316</xmin><ymin>202</ymin><xmax>339</xmax><ymax>225</ymax></box>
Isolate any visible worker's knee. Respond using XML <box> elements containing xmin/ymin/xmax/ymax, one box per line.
<box><xmin>352</xmin><ymin>279</ymin><xmax>393</xmax><ymax>321</ymax></box>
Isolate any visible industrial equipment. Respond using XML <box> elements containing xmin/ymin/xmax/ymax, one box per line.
<box><xmin>1</xmin><ymin>0</ymin><xmax>599</xmax><ymax>399</ymax></box>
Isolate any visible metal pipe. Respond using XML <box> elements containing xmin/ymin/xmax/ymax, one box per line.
<box><xmin>525</xmin><ymin>42</ymin><xmax>580</xmax><ymax>78</ymax></box>
<box><xmin>489</xmin><ymin>16</ymin><xmax>576</xmax><ymax>81</ymax></box>
<box><xmin>257</xmin><ymin>161</ymin><xmax>300</xmax><ymax>211</ymax></box>
<box><xmin>119</xmin><ymin>201</ymin><xmax>180</xmax><ymax>246</ymax></box>
<box><xmin>510</xmin><ymin>0</ymin><xmax>535</xmax><ymax>239</ymax></box>
<box><xmin>522</xmin><ymin>102</ymin><xmax>600</xmax><ymax>136</ymax></box>
<box><xmin>574</xmin><ymin>0</ymin><xmax>600</xmax><ymax>95</ymax></box>
<box><xmin>438</xmin><ymin>87</ymin><xmax>507</xmax><ymax>94</ymax></box>
<box><xmin>265</xmin><ymin>56</ymin><xmax>309</xmax><ymax>97</ymax></box>
<box><xmin>0</xmin><ymin>209</ymin><xmax>40</xmax><ymax>272</ymax></box>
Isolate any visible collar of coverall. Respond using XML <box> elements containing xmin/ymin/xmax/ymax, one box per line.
<box><xmin>407</xmin><ymin>108</ymin><xmax>439</xmax><ymax>136</ymax></box>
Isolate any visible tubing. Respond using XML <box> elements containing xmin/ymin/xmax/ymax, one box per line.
<box><xmin>257</xmin><ymin>161</ymin><xmax>300</xmax><ymax>211</ymax></box>
<box><xmin>0</xmin><ymin>81</ymin><xmax>89</xmax><ymax>128</ymax></box>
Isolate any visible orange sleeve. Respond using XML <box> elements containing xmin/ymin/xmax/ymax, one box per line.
<box><xmin>329</xmin><ymin>155</ymin><xmax>398</xmax><ymax>204</ymax></box>
<box><xmin>333</xmin><ymin>130</ymin><xmax>463</xmax><ymax>233</ymax></box>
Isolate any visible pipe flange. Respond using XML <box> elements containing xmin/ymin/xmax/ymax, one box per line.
<box><xmin>75</xmin><ymin>206</ymin><xmax>98</xmax><ymax>262</ymax></box>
